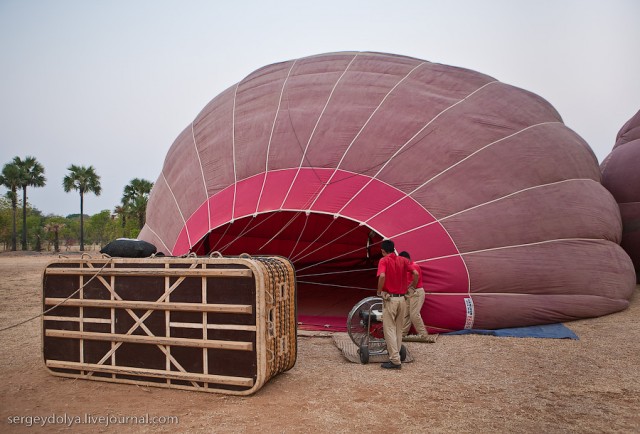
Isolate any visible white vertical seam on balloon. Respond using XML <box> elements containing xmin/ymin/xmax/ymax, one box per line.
<box><xmin>414</xmin><ymin>238</ymin><xmax>599</xmax><ymax>263</ymax></box>
<box><xmin>279</xmin><ymin>53</ymin><xmax>359</xmax><ymax>209</ymax></box>
<box><xmin>256</xmin><ymin>59</ymin><xmax>298</xmax><ymax>214</ymax></box>
<box><xmin>162</xmin><ymin>171</ymin><xmax>191</xmax><ymax>247</ymax></box>
<box><xmin>336</xmin><ymin>80</ymin><xmax>500</xmax><ymax>216</ymax></box>
<box><xmin>260</xmin><ymin>55</ymin><xmax>359</xmax><ymax>254</ymax></box>
<box><xmin>143</xmin><ymin>224</ymin><xmax>172</xmax><ymax>253</ymax></box>
<box><xmin>306</xmin><ymin>60</ymin><xmax>426</xmax><ymax>211</ymax></box>
<box><xmin>191</xmin><ymin>121</ymin><xmax>210</xmax><ymax>229</ymax></box>
<box><xmin>231</xmin><ymin>83</ymin><xmax>239</xmax><ymax>221</ymax></box>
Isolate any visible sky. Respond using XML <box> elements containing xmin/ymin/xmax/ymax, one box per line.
<box><xmin>1</xmin><ymin>0</ymin><xmax>639</xmax><ymax>217</ymax></box>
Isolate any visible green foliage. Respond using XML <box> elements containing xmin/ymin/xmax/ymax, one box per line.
<box><xmin>86</xmin><ymin>210</ymin><xmax>118</xmax><ymax>247</ymax></box>
<box><xmin>120</xmin><ymin>178</ymin><xmax>153</xmax><ymax>230</ymax></box>
<box><xmin>26</xmin><ymin>213</ymin><xmax>44</xmax><ymax>250</ymax></box>
<box><xmin>43</xmin><ymin>215</ymin><xmax>67</xmax><ymax>252</ymax></box>
<box><xmin>0</xmin><ymin>160</ymin><xmax>21</xmax><ymax>250</ymax></box>
<box><xmin>0</xmin><ymin>157</ymin><xmax>157</xmax><ymax>252</ymax></box>
<box><xmin>0</xmin><ymin>197</ymin><xmax>13</xmax><ymax>249</ymax></box>
<box><xmin>13</xmin><ymin>156</ymin><xmax>46</xmax><ymax>249</ymax></box>
<box><xmin>63</xmin><ymin>164</ymin><xmax>101</xmax><ymax>251</ymax></box>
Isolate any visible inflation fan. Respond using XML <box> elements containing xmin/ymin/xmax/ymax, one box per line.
<box><xmin>347</xmin><ymin>296</ymin><xmax>406</xmax><ymax>364</ymax></box>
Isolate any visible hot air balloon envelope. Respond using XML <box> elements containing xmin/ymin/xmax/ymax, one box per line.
<box><xmin>140</xmin><ymin>52</ymin><xmax>635</xmax><ymax>332</ymax></box>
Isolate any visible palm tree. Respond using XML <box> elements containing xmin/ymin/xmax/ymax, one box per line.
<box><xmin>63</xmin><ymin>165</ymin><xmax>101</xmax><ymax>251</ymax></box>
<box><xmin>15</xmin><ymin>156</ymin><xmax>46</xmax><ymax>250</ymax></box>
<box><xmin>0</xmin><ymin>162</ymin><xmax>21</xmax><ymax>251</ymax></box>
<box><xmin>44</xmin><ymin>222</ymin><xmax>65</xmax><ymax>252</ymax></box>
<box><xmin>113</xmin><ymin>203</ymin><xmax>128</xmax><ymax>237</ymax></box>
<box><xmin>122</xmin><ymin>178</ymin><xmax>153</xmax><ymax>230</ymax></box>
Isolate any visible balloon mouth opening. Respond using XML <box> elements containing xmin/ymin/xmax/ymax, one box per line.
<box><xmin>190</xmin><ymin>211</ymin><xmax>385</xmax><ymax>331</ymax></box>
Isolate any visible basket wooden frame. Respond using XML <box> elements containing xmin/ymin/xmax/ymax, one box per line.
<box><xmin>42</xmin><ymin>255</ymin><xmax>297</xmax><ymax>395</ymax></box>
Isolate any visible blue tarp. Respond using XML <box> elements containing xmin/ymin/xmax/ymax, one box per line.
<box><xmin>445</xmin><ymin>323</ymin><xmax>579</xmax><ymax>340</ymax></box>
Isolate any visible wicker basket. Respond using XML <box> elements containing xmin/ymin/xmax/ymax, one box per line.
<box><xmin>42</xmin><ymin>254</ymin><xmax>296</xmax><ymax>395</ymax></box>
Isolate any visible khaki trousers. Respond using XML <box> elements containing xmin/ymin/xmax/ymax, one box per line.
<box><xmin>403</xmin><ymin>287</ymin><xmax>427</xmax><ymax>337</ymax></box>
<box><xmin>382</xmin><ymin>296</ymin><xmax>407</xmax><ymax>365</ymax></box>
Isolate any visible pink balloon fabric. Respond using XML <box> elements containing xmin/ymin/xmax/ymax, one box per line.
<box><xmin>140</xmin><ymin>52</ymin><xmax>635</xmax><ymax>331</ymax></box>
<box><xmin>601</xmin><ymin>110</ymin><xmax>640</xmax><ymax>282</ymax></box>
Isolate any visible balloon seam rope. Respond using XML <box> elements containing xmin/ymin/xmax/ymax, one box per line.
<box><xmin>438</xmin><ymin>178</ymin><xmax>593</xmax><ymax>222</ymax></box>
<box><xmin>280</xmin><ymin>54</ymin><xmax>359</xmax><ymax>209</ymax></box>
<box><xmin>296</xmin><ymin>281</ymin><xmax>375</xmax><ymax>291</ymax></box>
<box><xmin>356</xmin><ymin>120</ymin><xmax>559</xmax><ymax>296</ymax></box>
<box><xmin>306</xmin><ymin>61</ymin><xmax>426</xmax><ymax>211</ymax></box>
<box><xmin>258</xmin><ymin>172</ymin><xmax>327</xmax><ymax>253</ymax></box>
<box><xmin>385</xmin><ymin>178</ymin><xmax>596</xmax><ymax>242</ymax></box>
<box><xmin>383</xmin><ymin>179</ymin><xmax>598</xmax><ymax>267</ymax></box>
<box><xmin>208</xmin><ymin>221</ymin><xmax>233</xmax><ymax>252</ymax></box>
<box><xmin>288</xmin><ymin>212</ymin><xmax>309</xmax><ymax>258</ymax></box>
<box><xmin>162</xmin><ymin>171</ymin><xmax>191</xmax><ymax>248</ymax></box>
<box><xmin>297</xmin><ymin>268</ymin><xmax>377</xmax><ymax>278</ymax></box>
<box><xmin>296</xmin><ymin>232</ymin><xmax>387</xmax><ymax>273</ymax></box>
<box><xmin>289</xmin><ymin>217</ymin><xmax>337</xmax><ymax>262</ymax></box>
<box><xmin>291</xmin><ymin>220</ymin><xmax>365</xmax><ymax>266</ymax></box>
<box><xmin>231</xmin><ymin>83</ymin><xmax>239</xmax><ymax>221</ymax></box>
<box><xmin>362</xmin><ymin>121</ymin><xmax>562</xmax><ymax>226</ymax></box>
<box><xmin>215</xmin><ymin>215</ymin><xmax>257</xmax><ymax>253</ymax></box>
<box><xmin>256</xmin><ymin>59</ymin><xmax>298</xmax><ymax>214</ymax></box>
<box><xmin>423</xmin><ymin>292</ymin><xmax>575</xmax><ymax>296</ymax></box>
<box><xmin>258</xmin><ymin>211</ymin><xmax>303</xmax><ymax>251</ymax></box>
<box><xmin>143</xmin><ymin>224</ymin><xmax>172</xmax><ymax>253</ymax></box>
<box><xmin>203</xmin><ymin>206</ymin><xmax>347</xmax><ymax>257</ymax></box>
<box><xmin>415</xmin><ymin>238</ymin><xmax>598</xmax><ymax>263</ymax></box>
<box><xmin>215</xmin><ymin>211</ymin><xmax>283</xmax><ymax>253</ymax></box>
<box><xmin>336</xmin><ymin>80</ymin><xmax>499</xmax><ymax>216</ymax></box>
<box><xmin>415</xmin><ymin>122</ymin><xmax>562</xmax><ymax>192</ymax></box>
<box><xmin>191</xmin><ymin>121</ymin><xmax>211</xmax><ymax>229</ymax></box>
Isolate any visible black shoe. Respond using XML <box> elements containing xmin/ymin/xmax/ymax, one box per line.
<box><xmin>381</xmin><ymin>362</ymin><xmax>401</xmax><ymax>369</ymax></box>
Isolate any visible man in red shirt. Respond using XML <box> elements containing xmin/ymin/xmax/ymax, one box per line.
<box><xmin>399</xmin><ymin>251</ymin><xmax>430</xmax><ymax>341</ymax></box>
<box><xmin>377</xmin><ymin>239</ymin><xmax>419</xmax><ymax>369</ymax></box>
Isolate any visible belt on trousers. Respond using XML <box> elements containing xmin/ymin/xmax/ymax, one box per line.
<box><xmin>388</xmin><ymin>293</ymin><xmax>405</xmax><ymax>297</ymax></box>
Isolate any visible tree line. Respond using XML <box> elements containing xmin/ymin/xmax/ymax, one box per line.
<box><xmin>0</xmin><ymin>156</ymin><xmax>153</xmax><ymax>252</ymax></box>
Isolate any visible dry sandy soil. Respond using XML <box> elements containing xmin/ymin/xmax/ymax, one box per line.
<box><xmin>0</xmin><ymin>252</ymin><xmax>638</xmax><ymax>433</ymax></box>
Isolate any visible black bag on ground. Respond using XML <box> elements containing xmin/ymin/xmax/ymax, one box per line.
<box><xmin>100</xmin><ymin>238</ymin><xmax>157</xmax><ymax>258</ymax></box>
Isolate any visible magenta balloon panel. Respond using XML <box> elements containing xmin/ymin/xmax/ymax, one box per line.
<box><xmin>140</xmin><ymin>52</ymin><xmax>635</xmax><ymax>331</ymax></box>
<box><xmin>601</xmin><ymin>110</ymin><xmax>640</xmax><ymax>282</ymax></box>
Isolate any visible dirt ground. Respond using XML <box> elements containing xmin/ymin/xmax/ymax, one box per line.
<box><xmin>0</xmin><ymin>252</ymin><xmax>638</xmax><ymax>433</ymax></box>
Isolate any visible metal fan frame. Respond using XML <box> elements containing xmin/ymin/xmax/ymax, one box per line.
<box><xmin>347</xmin><ymin>296</ymin><xmax>387</xmax><ymax>363</ymax></box>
